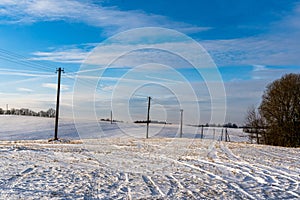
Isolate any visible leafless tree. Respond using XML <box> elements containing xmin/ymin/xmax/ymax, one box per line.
<box><xmin>246</xmin><ymin>73</ymin><xmax>300</xmax><ymax>147</ymax></box>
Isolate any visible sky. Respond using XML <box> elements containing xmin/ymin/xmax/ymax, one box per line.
<box><xmin>0</xmin><ymin>0</ymin><xmax>300</xmax><ymax>125</ymax></box>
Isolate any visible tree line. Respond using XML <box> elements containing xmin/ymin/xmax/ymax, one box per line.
<box><xmin>0</xmin><ymin>107</ymin><xmax>55</xmax><ymax>118</ymax></box>
<box><xmin>245</xmin><ymin>73</ymin><xmax>300</xmax><ymax>147</ymax></box>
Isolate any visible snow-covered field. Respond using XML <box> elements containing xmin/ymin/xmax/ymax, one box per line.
<box><xmin>0</xmin><ymin>116</ymin><xmax>299</xmax><ymax>199</ymax></box>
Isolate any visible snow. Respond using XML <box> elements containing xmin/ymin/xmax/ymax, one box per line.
<box><xmin>0</xmin><ymin>115</ymin><xmax>299</xmax><ymax>199</ymax></box>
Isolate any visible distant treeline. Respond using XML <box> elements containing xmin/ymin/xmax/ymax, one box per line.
<box><xmin>0</xmin><ymin>107</ymin><xmax>56</xmax><ymax>118</ymax></box>
<box><xmin>133</xmin><ymin>121</ymin><xmax>239</xmax><ymax>127</ymax></box>
<box><xmin>100</xmin><ymin>118</ymin><xmax>123</xmax><ymax>123</ymax></box>
<box><xmin>192</xmin><ymin>122</ymin><xmax>239</xmax><ymax>128</ymax></box>
<box><xmin>134</xmin><ymin>120</ymin><xmax>171</xmax><ymax>124</ymax></box>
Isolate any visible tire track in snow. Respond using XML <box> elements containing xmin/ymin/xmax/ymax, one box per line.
<box><xmin>219</xmin><ymin>142</ymin><xmax>240</xmax><ymax>162</ymax></box>
<box><xmin>124</xmin><ymin>173</ymin><xmax>132</xmax><ymax>200</ymax></box>
<box><xmin>248</xmin><ymin>162</ymin><xmax>300</xmax><ymax>197</ymax></box>
<box><xmin>165</xmin><ymin>174</ymin><xmax>196</xmax><ymax>199</ymax></box>
<box><xmin>207</xmin><ymin>140</ymin><xmax>218</xmax><ymax>160</ymax></box>
<box><xmin>220</xmin><ymin>142</ymin><xmax>300</xmax><ymax>198</ymax></box>
<box><xmin>0</xmin><ymin>167</ymin><xmax>36</xmax><ymax>196</ymax></box>
<box><xmin>256</xmin><ymin>148</ymin><xmax>300</xmax><ymax>163</ymax></box>
<box><xmin>194</xmin><ymin>150</ymin><xmax>269</xmax><ymax>186</ymax></box>
<box><xmin>142</xmin><ymin>175</ymin><xmax>164</xmax><ymax>197</ymax></box>
<box><xmin>230</xmin><ymin>145</ymin><xmax>300</xmax><ymax>184</ymax></box>
<box><xmin>164</xmin><ymin>156</ymin><xmax>256</xmax><ymax>200</ymax></box>
<box><xmin>218</xmin><ymin>142</ymin><xmax>273</xmax><ymax>184</ymax></box>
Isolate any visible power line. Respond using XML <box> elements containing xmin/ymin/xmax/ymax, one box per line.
<box><xmin>0</xmin><ymin>48</ymin><xmax>56</xmax><ymax>72</ymax></box>
<box><xmin>0</xmin><ymin>48</ymin><xmax>55</xmax><ymax>69</ymax></box>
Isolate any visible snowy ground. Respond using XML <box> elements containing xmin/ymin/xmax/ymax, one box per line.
<box><xmin>0</xmin><ymin>115</ymin><xmax>248</xmax><ymax>142</ymax></box>
<box><xmin>0</xmin><ymin>116</ymin><xmax>299</xmax><ymax>199</ymax></box>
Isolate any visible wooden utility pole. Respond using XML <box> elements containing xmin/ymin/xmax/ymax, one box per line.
<box><xmin>180</xmin><ymin>109</ymin><xmax>183</xmax><ymax>138</ymax></box>
<box><xmin>54</xmin><ymin>67</ymin><xmax>64</xmax><ymax>141</ymax></box>
<box><xmin>221</xmin><ymin>128</ymin><xmax>224</xmax><ymax>141</ymax></box>
<box><xmin>201</xmin><ymin>125</ymin><xmax>204</xmax><ymax>139</ymax></box>
<box><xmin>225</xmin><ymin>128</ymin><xmax>230</xmax><ymax>142</ymax></box>
<box><xmin>110</xmin><ymin>110</ymin><xmax>113</xmax><ymax>124</ymax></box>
<box><xmin>146</xmin><ymin>96</ymin><xmax>151</xmax><ymax>139</ymax></box>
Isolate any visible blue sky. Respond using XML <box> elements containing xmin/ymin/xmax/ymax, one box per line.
<box><xmin>0</xmin><ymin>0</ymin><xmax>300</xmax><ymax>125</ymax></box>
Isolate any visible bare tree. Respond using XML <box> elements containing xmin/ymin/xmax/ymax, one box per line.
<box><xmin>246</xmin><ymin>73</ymin><xmax>300</xmax><ymax>147</ymax></box>
<box><xmin>259</xmin><ymin>73</ymin><xmax>300</xmax><ymax>147</ymax></box>
<box><xmin>244</xmin><ymin>105</ymin><xmax>266</xmax><ymax>144</ymax></box>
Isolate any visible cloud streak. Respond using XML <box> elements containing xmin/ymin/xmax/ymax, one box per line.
<box><xmin>0</xmin><ymin>0</ymin><xmax>209</xmax><ymax>35</ymax></box>
<box><xmin>29</xmin><ymin>2</ymin><xmax>300</xmax><ymax>68</ymax></box>
<box><xmin>42</xmin><ymin>83</ymin><xmax>69</xmax><ymax>91</ymax></box>
<box><xmin>203</xmin><ymin>3</ymin><xmax>300</xmax><ymax>67</ymax></box>
<box><xmin>17</xmin><ymin>87</ymin><xmax>33</xmax><ymax>92</ymax></box>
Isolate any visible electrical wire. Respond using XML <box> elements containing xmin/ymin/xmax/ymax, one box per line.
<box><xmin>0</xmin><ymin>48</ymin><xmax>56</xmax><ymax>73</ymax></box>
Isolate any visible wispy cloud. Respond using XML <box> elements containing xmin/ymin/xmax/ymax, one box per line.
<box><xmin>17</xmin><ymin>87</ymin><xmax>33</xmax><ymax>92</ymax></box>
<box><xmin>202</xmin><ymin>3</ymin><xmax>300</xmax><ymax>67</ymax></box>
<box><xmin>30</xmin><ymin>2</ymin><xmax>300</xmax><ymax>68</ymax></box>
<box><xmin>202</xmin><ymin>35</ymin><xmax>300</xmax><ymax>66</ymax></box>
<box><xmin>252</xmin><ymin>65</ymin><xmax>267</xmax><ymax>72</ymax></box>
<box><xmin>42</xmin><ymin>83</ymin><xmax>69</xmax><ymax>91</ymax></box>
<box><xmin>0</xmin><ymin>0</ymin><xmax>209</xmax><ymax>35</ymax></box>
<box><xmin>0</xmin><ymin>68</ymin><xmax>53</xmax><ymax>77</ymax></box>
<box><xmin>30</xmin><ymin>35</ymin><xmax>214</xmax><ymax>69</ymax></box>
<box><xmin>31</xmin><ymin>49</ymin><xmax>88</xmax><ymax>64</ymax></box>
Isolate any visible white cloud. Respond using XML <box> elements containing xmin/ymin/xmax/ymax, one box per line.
<box><xmin>0</xmin><ymin>0</ymin><xmax>209</xmax><ymax>35</ymax></box>
<box><xmin>202</xmin><ymin>34</ymin><xmax>300</xmax><ymax>66</ymax></box>
<box><xmin>31</xmin><ymin>49</ymin><xmax>88</xmax><ymax>63</ymax></box>
<box><xmin>25</xmin><ymin>2</ymin><xmax>300</xmax><ymax>67</ymax></box>
<box><xmin>42</xmin><ymin>83</ymin><xmax>69</xmax><ymax>90</ymax></box>
<box><xmin>101</xmin><ymin>85</ymin><xmax>114</xmax><ymax>92</ymax></box>
<box><xmin>17</xmin><ymin>87</ymin><xmax>33</xmax><ymax>92</ymax></box>
<box><xmin>252</xmin><ymin>65</ymin><xmax>267</xmax><ymax>72</ymax></box>
<box><xmin>0</xmin><ymin>68</ymin><xmax>53</xmax><ymax>77</ymax></box>
<box><xmin>202</xmin><ymin>3</ymin><xmax>300</xmax><ymax>67</ymax></box>
<box><xmin>31</xmin><ymin>30</ymin><xmax>215</xmax><ymax>69</ymax></box>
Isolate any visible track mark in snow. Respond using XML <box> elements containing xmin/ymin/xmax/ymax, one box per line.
<box><xmin>229</xmin><ymin>182</ymin><xmax>256</xmax><ymax>200</ymax></box>
<box><xmin>256</xmin><ymin>148</ymin><xmax>300</xmax><ymax>163</ymax></box>
<box><xmin>216</xmin><ymin>157</ymin><xmax>300</xmax><ymax>198</ymax></box>
<box><xmin>21</xmin><ymin>167</ymin><xmax>34</xmax><ymax>174</ymax></box>
<box><xmin>176</xmin><ymin>158</ymin><xmax>223</xmax><ymax>180</ymax></box>
<box><xmin>250</xmin><ymin>162</ymin><xmax>300</xmax><ymax>193</ymax></box>
<box><xmin>165</xmin><ymin>174</ymin><xmax>196</xmax><ymax>198</ymax></box>
<box><xmin>142</xmin><ymin>175</ymin><xmax>164</xmax><ymax>196</ymax></box>
<box><xmin>165</xmin><ymin>175</ymin><xmax>178</xmax><ymax>195</ymax></box>
<box><xmin>1</xmin><ymin>166</ymin><xmax>36</xmax><ymax>195</ymax></box>
<box><xmin>170</xmin><ymin>158</ymin><xmax>256</xmax><ymax>199</ymax></box>
<box><xmin>207</xmin><ymin>140</ymin><xmax>218</xmax><ymax>160</ymax></box>
<box><xmin>125</xmin><ymin>173</ymin><xmax>132</xmax><ymax>200</ymax></box>
<box><xmin>219</xmin><ymin>142</ymin><xmax>240</xmax><ymax>162</ymax></box>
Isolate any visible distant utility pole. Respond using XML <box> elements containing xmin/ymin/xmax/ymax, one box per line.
<box><xmin>6</xmin><ymin>104</ymin><xmax>8</xmax><ymax>114</ymax></box>
<box><xmin>146</xmin><ymin>96</ymin><xmax>151</xmax><ymax>139</ymax></box>
<box><xmin>54</xmin><ymin>67</ymin><xmax>64</xmax><ymax>141</ymax></box>
<box><xmin>110</xmin><ymin>110</ymin><xmax>113</xmax><ymax>124</ymax></box>
<box><xmin>180</xmin><ymin>109</ymin><xmax>183</xmax><ymax>138</ymax></box>
<box><xmin>220</xmin><ymin>128</ymin><xmax>224</xmax><ymax>141</ymax></box>
<box><xmin>201</xmin><ymin>125</ymin><xmax>204</xmax><ymax>139</ymax></box>
<box><xmin>225</xmin><ymin>128</ymin><xmax>230</xmax><ymax>142</ymax></box>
